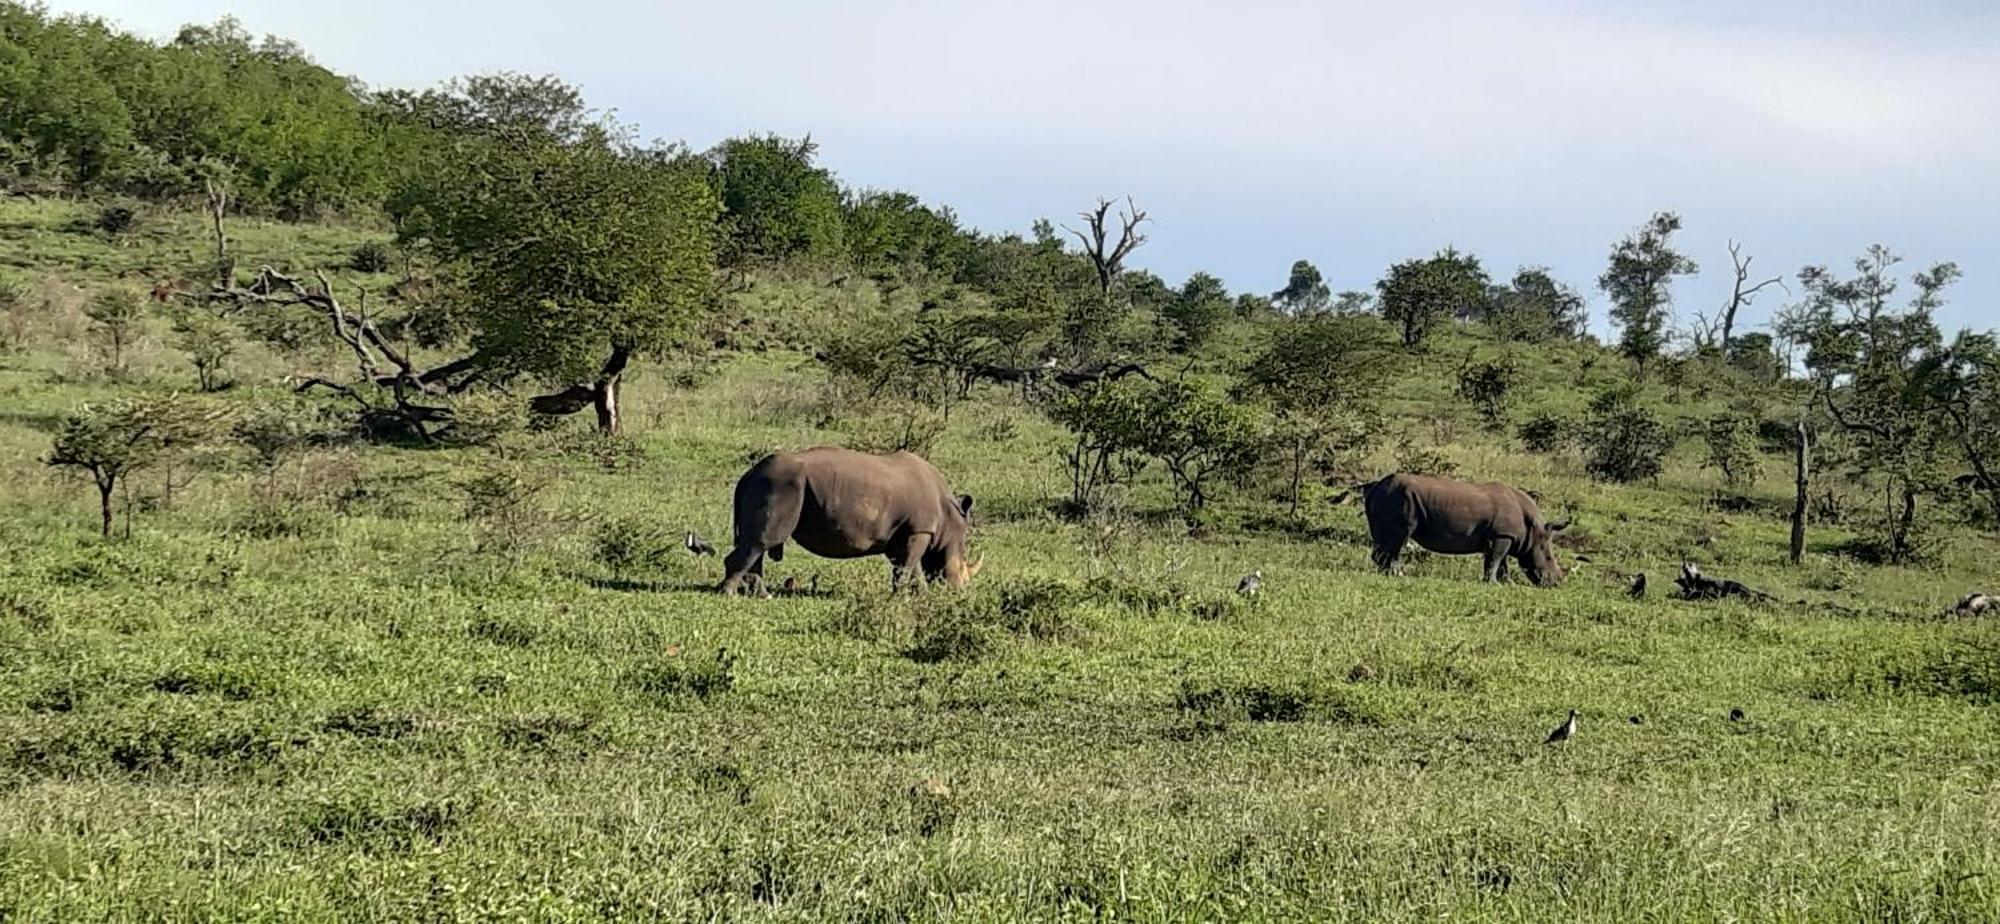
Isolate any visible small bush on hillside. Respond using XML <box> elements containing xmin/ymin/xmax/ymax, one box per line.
<box><xmin>241</xmin><ymin>304</ymin><xmax>323</xmax><ymax>356</ymax></box>
<box><xmin>94</xmin><ymin>204</ymin><xmax>137</xmax><ymax>235</ymax></box>
<box><xmin>458</xmin><ymin>464</ymin><xmax>553</xmax><ymax>561</ymax></box>
<box><xmin>442</xmin><ymin>390</ymin><xmax>526</xmax><ymax>447</ymax></box>
<box><xmin>1582</xmin><ymin>389</ymin><xmax>1673</xmax><ymax>483</ymax></box>
<box><xmin>0</xmin><ymin>277</ymin><xmax>32</xmax><ymax>350</ymax></box>
<box><xmin>592</xmin><ymin>514</ymin><xmax>675</xmax><ymax>576</ymax></box>
<box><xmin>48</xmin><ymin>394</ymin><xmax>219</xmax><ymax>537</ymax></box>
<box><xmin>349</xmin><ymin>241</ymin><xmax>394</xmax><ymax>273</ymax></box>
<box><xmin>83</xmin><ymin>287</ymin><xmax>145</xmax><ymax>378</ymax></box>
<box><xmin>1517</xmin><ymin>412</ymin><xmax>1574</xmax><ymax>454</ymax></box>
<box><xmin>1702</xmin><ymin>413</ymin><xmax>1760</xmax><ymax>487</ymax></box>
<box><xmin>1455</xmin><ymin>356</ymin><xmax>1519</xmax><ymax>430</ymax></box>
<box><xmin>169</xmin><ymin>309</ymin><xmax>235</xmax><ymax>392</ymax></box>
<box><xmin>1395</xmin><ymin>436</ymin><xmax>1459</xmax><ymax>477</ymax></box>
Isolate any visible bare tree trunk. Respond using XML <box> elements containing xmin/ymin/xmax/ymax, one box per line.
<box><xmin>594</xmin><ymin>377</ymin><xmax>621</xmax><ymax>434</ymax></box>
<box><xmin>1789</xmin><ymin>420</ymin><xmax>1809</xmax><ymax>565</ymax></box>
<box><xmin>1721</xmin><ymin>241</ymin><xmax>1782</xmax><ymax>357</ymax></box>
<box><xmin>205</xmin><ymin>177</ymin><xmax>232</xmax><ymax>289</ymax></box>
<box><xmin>97</xmin><ymin>480</ymin><xmax>114</xmax><ymax>539</ymax></box>
<box><xmin>1895</xmin><ymin>486</ymin><xmax>1917</xmax><ymax>559</ymax></box>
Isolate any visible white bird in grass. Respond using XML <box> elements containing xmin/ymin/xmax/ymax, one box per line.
<box><xmin>1236</xmin><ymin>570</ymin><xmax>1263</xmax><ymax>596</ymax></box>
<box><xmin>1544</xmin><ymin>709</ymin><xmax>1578</xmax><ymax>744</ymax></box>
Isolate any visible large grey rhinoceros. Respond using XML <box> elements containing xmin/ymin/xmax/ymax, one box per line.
<box><xmin>719</xmin><ymin>447</ymin><xmax>981</xmax><ymax>594</ymax></box>
<box><xmin>1361</xmin><ymin>473</ymin><xmax>1568</xmax><ymax>586</ymax></box>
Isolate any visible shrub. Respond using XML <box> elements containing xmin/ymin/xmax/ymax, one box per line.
<box><xmin>48</xmin><ymin>395</ymin><xmax>219</xmax><ymax>537</ymax></box>
<box><xmin>349</xmin><ymin>241</ymin><xmax>394</xmax><ymax>273</ymax></box>
<box><xmin>1582</xmin><ymin>389</ymin><xmax>1673</xmax><ymax>483</ymax></box>
<box><xmin>170</xmin><ymin>309</ymin><xmax>235</xmax><ymax>392</ymax></box>
<box><xmin>443</xmin><ymin>390</ymin><xmax>526</xmax><ymax>447</ymax></box>
<box><xmin>457</xmin><ymin>464</ymin><xmax>552</xmax><ymax>560</ymax></box>
<box><xmin>1455</xmin><ymin>356</ymin><xmax>1519</xmax><ymax>429</ymax></box>
<box><xmin>83</xmin><ymin>287</ymin><xmax>145</xmax><ymax>378</ymax></box>
<box><xmin>1517</xmin><ymin>412</ymin><xmax>1573</xmax><ymax>454</ymax></box>
<box><xmin>623</xmin><ymin>648</ymin><xmax>737</xmax><ymax>702</ymax></box>
<box><xmin>1394</xmin><ymin>436</ymin><xmax>1459</xmax><ymax>477</ymax></box>
<box><xmin>1702</xmin><ymin>413</ymin><xmax>1760</xmax><ymax>487</ymax></box>
<box><xmin>94</xmin><ymin>204</ymin><xmax>137</xmax><ymax>235</ymax></box>
<box><xmin>592</xmin><ymin>514</ymin><xmax>674</xmax><ymax>576</ymax></box>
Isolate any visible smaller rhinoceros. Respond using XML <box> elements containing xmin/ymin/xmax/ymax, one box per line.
<box><xmin>720</xmin><ymin>447</ymin><xmax>981</xmax><ymax>595</ymax></box>
<box><xmin>1361</xmin><ymin>473</ymin><xmax>1568</xmax><ymax>586</ymax></box>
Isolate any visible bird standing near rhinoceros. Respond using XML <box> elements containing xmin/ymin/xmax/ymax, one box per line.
<box><xmin>1361</xmin><ymin>473</ymin><xmax>1569</xmax><ymax>586</ymax></box>
<box><xmin>720</xmin><ymin>447</ymin><xmax>981</xmax><ymax>595</ymax></box>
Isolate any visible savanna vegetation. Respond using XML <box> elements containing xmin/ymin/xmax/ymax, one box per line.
<box><xmin>3</xmin><ymin>4</ymin><xmax>2000</xmax><ymax>920</ymax></box>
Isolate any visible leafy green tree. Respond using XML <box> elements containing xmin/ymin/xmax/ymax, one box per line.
<box><xmin>1242</xmin><ymin>315</ymin><xmax>1391</xmax><ymax>514</ymax></box>
<box><xmin>1725</xmin><ymin>332</ymin><xmax>1784</xmax><ymax>383</ymax></box>
<box><xmin>1582</xmin><ymin>388</ymin><xmax>1673</xmax><ymax>483</ymax></box>
<box><xmin>1164</xmin><ymin>272</ymin><xmax>1230</xmax><ymax>352</ymax></box>
<box><xmin>1132</xmin><ymin>379</ymin><xmax>1263</xmax><ymax>526</ymax></box>
<box><xmin>47</xmin><ymin>394</ymin><xmax>217</xmax><ymax>537</ymax></box>
<box><xmin>401</xmin><ymin>76</ymin><xmax>718</xmax><ymax>433</ymax></box>
<box><xmin>1046</xmin><ymin>377</ymin><xmax>1151</xmax><ymax>513</ymax></box>
<box><xmin>1599</xmin><ymin>212</ymin><xmax>1697</xmax><ymax>372</ymax></box>
<box><xmin>1377</xmin><ymin>248</ymin><xmax>1488</xmax><ymax>348</ymax></box>
<box><xmin>170</xmin><ymin>308</ymin><xmax>235</xmax><ymax>392</ymax></box>
<box><xmin>1488</xmin><ymin>267</ymin><xmax>1586</xmax><ymax>342</ymax></box>
<box><xmin>1455</xmin><ymin>355</ymin><xmax>1520</xmax><ymax>429</ymax></box>
<box><xmin>1271</xmin><ymin>260</ymin><xmax>1331</xmax><ymax>315</ymax></box>
<box><xmin>84</xmin><ymin>286</ymin><xmax>144</xmax><ymax>378</ymax></box>
<box><xmin>844</xmin><ymin>190</ymin><xmax>969</xmax><ymax>278</ymax></box>
<box><xmin>1789</xmin><ymin>247</ymin><xmax>1958</xmax><ymax>557</ymax></box>
<box><xmin>1702</xmin><ymin>413</ymin><xmax>1759</xmax><ymax>487</ymax></box>
<box><xmin>709</xmin><ymin>134</ymin><xmax>845</xmax><ymax>264</ymax></box>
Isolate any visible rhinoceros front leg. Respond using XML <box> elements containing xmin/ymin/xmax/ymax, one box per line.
<box><xmin>888</xmin><ymin>532</ymin><xmax>933</xmax><ymax>593</ymax></box>
<box><xmin>1482</xmin><ymin>537</ymin><xmax>1514</xmax><ymax>583</ymax></box>
<box><xmin>719</xmin><ymin>544</ymin><xmax>766</xmax><ymax>596</ymax></box>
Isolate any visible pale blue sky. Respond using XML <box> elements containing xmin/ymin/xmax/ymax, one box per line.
<box><xmin>45</xmin><ymin>0</ymin><xmax>2000</xmax><ymax>338</ymax></box>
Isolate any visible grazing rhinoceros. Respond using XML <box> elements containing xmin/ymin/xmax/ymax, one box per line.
<box><xmin>1361</xmin><ymin>473</ymin><xmax>1568</xmax><ymax>586</ymax></box>
<box><xmin>719</xmin><ymin>447</ymin><xmax>981</xmax><ymax>595</ymax></box>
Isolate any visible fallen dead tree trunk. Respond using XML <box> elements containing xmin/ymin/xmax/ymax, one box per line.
<box><xmin>1672</xmin><ymin>562</ymin><xmax>1779</xmax><ymax>603</ymax></box>
<box><xmin>196</xmin><ymin>266</ymin><xmax>635</xmax><ymax>436</ymax></box>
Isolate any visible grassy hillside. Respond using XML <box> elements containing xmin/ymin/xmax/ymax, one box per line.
<box><xmin>3</xmin><ymin>199</ymin><xmax>1999</xmax><ymax>921</ymax></box>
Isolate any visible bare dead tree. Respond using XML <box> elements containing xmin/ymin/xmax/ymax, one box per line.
<box><xmin>203</xmin><ymin>175</ymin><xmax>232</xmax><ymax>290</ymax></box>
<box><xmin>1064</xmin><ymin>197</ymin><xmax>1149</xmax><ymax>299</ymax></box>
<box><xmin>202</xmin><ymin>266</ymin><xmax>626</xmax><ymax>438</ymax></box>
<box><xmin>1721</xmin><ymin>240</ymin><xmax>1784</xmax><ymax>354</ymax></box>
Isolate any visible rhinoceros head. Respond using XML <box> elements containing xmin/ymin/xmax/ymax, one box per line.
<box><xmin>928</xmin><ymin>494</ymin><xmax>983</xmax><ymax>587</ymax></box>
<box><xmin>1521</xmin><ymin>518</ymin><xmax>1570</xmax><ymax>587</ymax></box>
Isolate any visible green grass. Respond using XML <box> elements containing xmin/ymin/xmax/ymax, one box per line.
<box><xmin>3</xmin><ymin>199</ymin><xmax>2000</xmax><ymax>920</ymax></box>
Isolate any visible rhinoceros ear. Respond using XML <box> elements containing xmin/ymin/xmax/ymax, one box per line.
<box><xmin>957</xmin><ymin>494</ymin><xmax>975</xmax><ymax>517</ymax></box>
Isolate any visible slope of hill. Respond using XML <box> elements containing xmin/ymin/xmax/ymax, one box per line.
<box><xmin>2</xmin><ymin>198</ymin><xmax>1999</xmax><ymax>921</ymax></box>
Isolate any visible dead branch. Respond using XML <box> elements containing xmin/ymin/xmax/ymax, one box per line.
<box><xmin>1063</xmin><ymin>197</ymin><xmax>1149</xmax><ymax>297</ymax></box>
<box><xmin>1721</xmin><ymin>240</ymin><xmax>1785</xmax><ymax>352</ymax></box>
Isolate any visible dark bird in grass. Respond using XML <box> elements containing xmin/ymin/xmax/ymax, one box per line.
<box><xmin>1629</xmin><ymin>572</ymin><xmax>1648</xmax><ymax>599</ymax></box>
<box><xmin>1728</xmin><ymin>707</ymin><xmax>1745</xmax><ymax>722</ymax></box>
<box><xmin>1545</xmin><ymin>709</ymin><xmax>1578</xmax><ymax>744</ymax></box>
<box><xmin>1955</xmin><ymin>592</ymin><xmax>1992</xmax><ymax>618</ymax></box>
<box><xmin>781</xmin><ymin>575</ymin><xmax>799</xmax><ymax>595</ymax></box>
<box><xmin>1236</xmin><ymin>570</ymin><xmax>1263</xmax><ymax>597</ymax></box>
<box><xmin>1628</xmin><ymin>715</ymin><xmax>1643</xmax><ymax>725</ymax></box>
<box><xmin>810</xmin><ymin>574</ymin><xmax>820</xmax><ymax>595</ymax></box>
<box><xmin>685</xmin><ymin>531</ymin><xmax>715</xmax><ymax>556</ymax></box>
